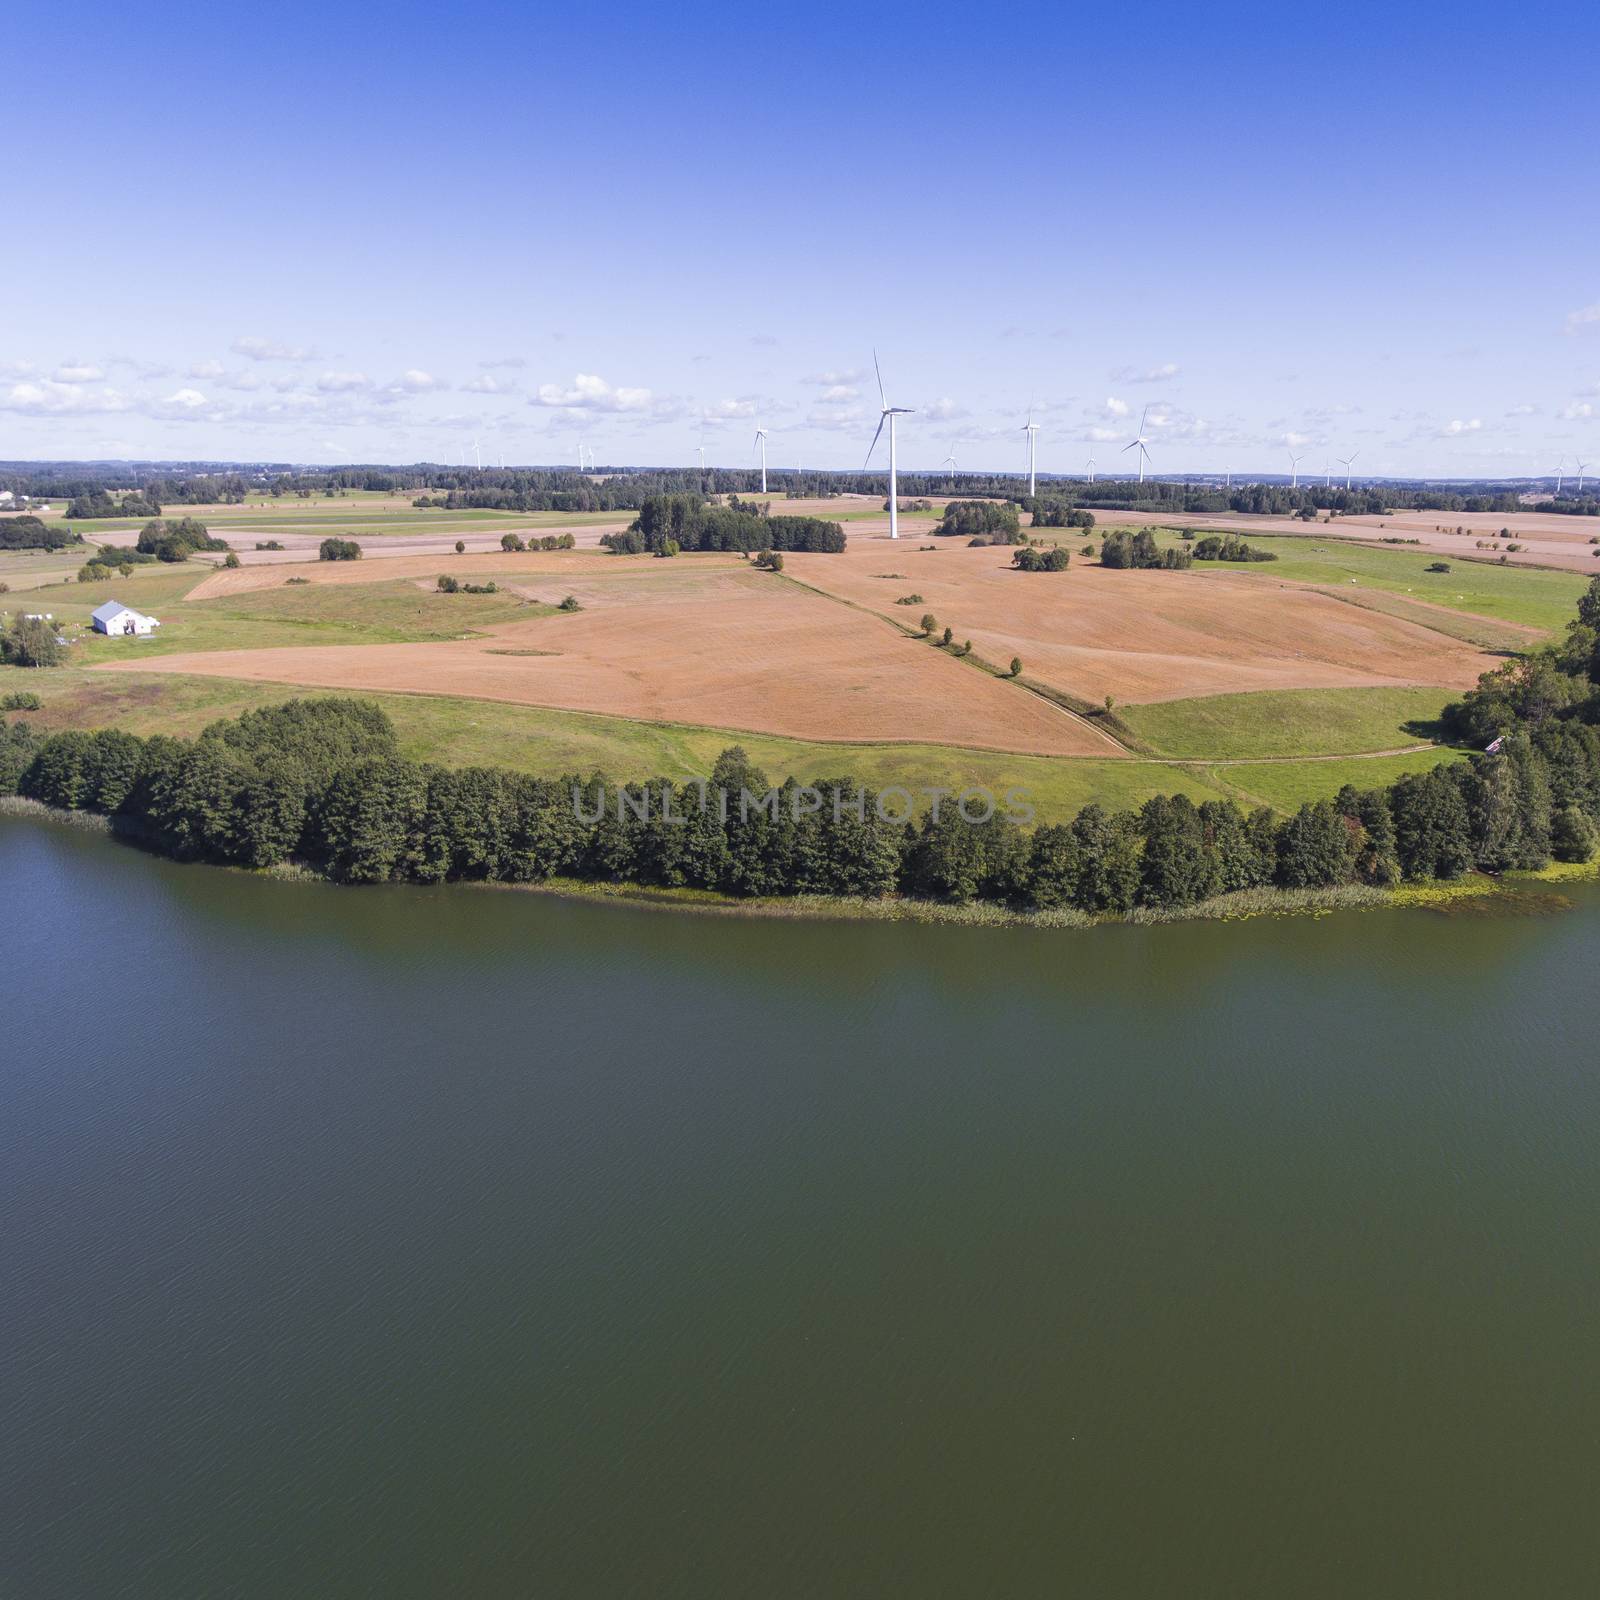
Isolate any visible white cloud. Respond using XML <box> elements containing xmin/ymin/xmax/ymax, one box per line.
<box><xmin>802</xmin><ymin>369</ymin><xmax>863</xmax><ymax>386</ymax></box>
<box><xmin>232</xmin><ymin>335</ymin><xmax>314</xmax><ymax>362</ymax></box>
<box><xmin>1103</xmin><ymin>397</ymin><xmax>1129</xmax><ymax>418</ymax></box>
<box><xmin>1505</xmin><ymin>403</ymin><xmax>1537</xmax><ymax>416</ymax></box>
<box><xmin>393</xmin><ymin>369</ymin><xmax>444</xmax><ymax>392</ymax></box>
<box><xmin>1563</xmin><ymin>303</ymin><xmax>1600</xmax><ymax>335</ymax></box>
<box><xmin>316</xmin><ymin>370</ymin><xmax>372</xmax><ymax>392</ymax></box>
<box><xmin>188</xmin><ymin>360</ymin><xmax>226</xmax><ymax>379</ymax></box>
<box><xmin>532</xmin><ymin>372</ymin><xmax>654</xmax><ymax>412</ymax></box>
<box><xmin>1112</xmin><ymin>362</ymin><xmax>1179</xmax><ymax>384</ymax></box>
<box><xmin>1438</xmin><ymin>417</ymin><xmax>1484</xmax><ymax>435</ymax></box>
<box><xmin>922</xmin><ymin>397</ymin><xmax>968</xmax><ymax>422</ymax></box>
<box><xmin>1561</xmin><ymin>401</ymin><xmax>1594</xmax><ymax>421</ymax></box>
<box><xmin>701</xmin><ymin>397</ymin><xmax>760</xmax><ymax>421</ymax></box>
<box><xmin>0</xmin><ymin>380</ymin><xmax>132</xmax><ymax>416</ymax></box>
<box><xmin>1086</xmin><ymin>426</ymin><xmax>1121</xmax><ymax>442</ymax></box>
<box><xmin>1284</xmin><ymin>431</ymin><xmax>1312</xmax><ymax>448</ymax></box>
<box><xmin>806</xmin><ymin>402</ymin><xmax>867</xmax><ymax>433</ymax></box>
<box><xmin>53</xmin><ymin>362</ymin><xmax>105</xmax><ymax>383</ymax></box>
<box><xmin>463</xmin><ymin>373</ymin><xmax>514</xmax><ymax>394</ymax></box>
<box><xmin>819</xmin><ymin>385</ymin><xmax>858</xmax><ymax>403</ymax></box>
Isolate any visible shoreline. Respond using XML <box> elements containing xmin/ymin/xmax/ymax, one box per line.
<box><xmin>6</xmin><ymin>795</ymin><xmax>1593</xmax><ymax>930</ymax></box>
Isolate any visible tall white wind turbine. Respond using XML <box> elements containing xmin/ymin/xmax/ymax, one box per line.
<box><xmin>1121</xmin><ymin>405</ymin><xmax>1153</xmax><ymax>484</ymax></box>
<box><xmin>942</xmin><ymin>444</ymin><xmax>958</xmax><ymax>474</ymax></box>
<box><xmin>865</xmin><ymin>351</ymin><xmax>914</xmax><ymax>539</ymax></box>
<box><xmin>1553</xmin><ymin>455</ymin><xmax>1566</xmax><ymax>496</ymax></box>
<box><xmin>696</xmin><ymin>444</ymin><xmax>706</xmax><ymax>471</ymax></box>
<box><xmin>1323</xmin><ymin>460</ymin><xmax>1332</xmax><ymax>489</ymax></box>
<box><xmin>1338</xmin><ymin>450</ymin><xmax>1360</xmax><ymax>490</ymax></box>
<box><xmin>1085</xmin><ymin>453</ymin><xmax>1096</xmax><ymax>484</ymax></box>
<box><xmin>1288</xmin><ymin>451</ymin><xmax>1305</xmax><ymax>490</ymax></box>
<box><xmin>754</xmin><ymin>423</ymin><xmax>769</xmax><ymax>494</ymax></box>
<box><xmin>472</xmin><ymin>437</ymin><xmax>482</xmax><ymax>471</ymax></box>
<box><xmin>1022</xmin><ymin>406</ymin><xmax>1040</xmax><ymax>497</ymax></box>
<box><xmin>1578</xmin><ymin>460</ymin><xmax>1590</xmax><ymax>494</ymax></box>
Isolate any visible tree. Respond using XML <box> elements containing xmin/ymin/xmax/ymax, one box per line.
<box><xmin>455</xmin><ymin>540</ymin><xmax>466</xmax><ymax>555</ymax></box>
<box><xmin>1576</xmin><ymin>575</ymin><xmax>1600</xmax><ymax>632</ymax></box>
<box><xmin>941</xmin><ymin>627</ymin><xmax>954</xmax><ymax>647</ymax></box>
<box><xmin>1552</xmin><ymin>804</ymin><xmax>1598</xmax><ymax>862</ymax></box>
<box><xmin>1009</xmin><ymin>657</ymin><xmax>1022</xmax><ymax>677</ymax></box>
<box><xmin>223</xmin><ymin>552</ymin><xmax>241</xmax><ymax>568</ymax></box>
<box><xmin>920</xmin><ymin>613</ymin><xmax>937</xmax><ymax>636</ymax></box>
<box><xmin>501</xmin><ymin>533</ymin><xmax>525</xmax><ymax>552</ymax></box>
<box><xmin>1</xmin><ymin>616</ymin><xmax>65</xmax><ymax>668</ymax></box>
<box><xmin>318</xmin><ymin>538</ymin><xmax>362</xmax><ymax>561</ymax></box>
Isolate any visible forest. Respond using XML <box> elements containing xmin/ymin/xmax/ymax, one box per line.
<box><xmin>602</xmin><ymin>495</ymin><xmax>846</xmax><ymax>554</ymax></box>
<box><xmin>5</xmin><ymin>579</ymin><xmax>1599</xmax><ymax>914</ymax></box>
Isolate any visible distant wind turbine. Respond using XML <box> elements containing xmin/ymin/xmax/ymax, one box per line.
<box><xmin>696</xmin><ymin>445</ymin><xmax>705</xmax><ymax>471</ymax></box>
<box><xmin>754</xmin><ymin>422</ymin><xmax>768</xmax><ymax>494</ymax></box>
<box><xmin>1578</xmin><ymin>460</ymin><xmax>1590</xmax><ymax>495</ymax></box>
<box><xmin>1288</xmin><ymin>451</ymin><xmax>1305</xmax><ymax>490</ymax></box>
<box><xmin>1085</xmin><ymin>453</ymin><xmax>1096</xmax><ymax>484</ymax></box>
<box><xmin>1022</xmin><ymin>405</ymin><xmax>1040</xmax><ymax>497</ymax></box>
<box><xmin>865</xmin><ymin>350</ymin><xmax>914</xmax><ymax>539</ymax></box>
<box><xmin>1121</xmin><ymin>405</ymin><xmax>1153</xmax><ymax>484</ymax></box>
<box><xmin>942</xmin><ymin>443</ymin><xmax>959</xmax><ymax>474</ymax></box>
<box><xmin>471</xmin><ymin>437</ymin><xmax>482</xmax><ymax>471</ymax></box>
<box><xmin>1338</xmin><ymin>450</ymin><xmax>1360</xmax><ymax>490</ymax></box>
<box><xmin>1553</xmin><ymin>455</ymin><xmax>1566</xmax><ymax>496</ymax></box>
<box><xmin>1323</xmin><ymin>459</ymin><xmax>1332</xmax><ymax>489</ymax></box>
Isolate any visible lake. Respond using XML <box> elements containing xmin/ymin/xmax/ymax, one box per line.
<box><xmin>3</xmin><ymin>815</ymin><xmax>1598</xmax><ymax>1597</ymax></box>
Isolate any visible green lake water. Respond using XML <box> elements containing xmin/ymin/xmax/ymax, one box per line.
<box><xmin>3</xmin><ymin>816</ymin><xmax>1598</xmax><ymax>1597</ymax></box>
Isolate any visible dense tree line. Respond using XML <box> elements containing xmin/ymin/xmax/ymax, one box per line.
<box><xmin>1012</xmin><ymin>545</ymin><xmax>1071</xmax><ymax>572</ymax></box>
<box><xmin>1030</xmin><ymin>502</ymin><xmax>1096</xmax><ymax>528</ymax></box>
<box><xmin>138</xmin><ymin>517</ymin><xmax>227</xmax><ymax>560</ymax></box>
<box><xmin>602</xmin><ymin>495</ymin><xmax>846</xmax><ymax>555</ymax></box>
<box><xmin>1192</xmin><ymin>534</ymin><xmax>1277</xmax><ymax>563</ymax></box>
<box><xmin>0</xmin><ymin>516</ymin><xmax>79</xmax><ymax>551</ymax></box>
<box><xmin>1101</xmin><ymin>529</ymin><xmax>1191</xmax><ymax>570</ymax></box>
<box><xmin>6</xmin><ymin>583</ymin><xmax>1599</xmax><ymax>913</ymax></box>
<box><xmin>936</xmin><ymin>501</ymin><xmax>1022</xmax><ymax>541</ymax></box>
<box><xmin>65</xmin><ymin>488</ymin><xmax>162</xmax><ymax>520</ymax></box>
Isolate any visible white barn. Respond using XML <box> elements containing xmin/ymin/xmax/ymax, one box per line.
<box><xmin>91</xmin><ymin>600</ymin><xmax>160</xmax><ymax>637</ymax></box>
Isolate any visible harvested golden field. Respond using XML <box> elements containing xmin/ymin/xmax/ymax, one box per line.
<box><xmin>785</xmin><ymin>540</ymin><xmax>1498</xmax><ymax>704</ymax></box>
<box><xmin>99</xmin><ymin>562</ymin><xmax>1117</xmax><ymax>757</ymax></box>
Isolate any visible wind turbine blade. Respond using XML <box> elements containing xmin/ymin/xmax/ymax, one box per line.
<box><xmin>864</xmin><ymin>414</ymin><xmax>886</xmax><ymax>468</ymax></box>
<box><xmin>873</xmin><ymin>350</ymin><xmax>886</xmax><ymax>410</ymax></box>
<box><xmin>1121</xmin><ymin>440</ymin><xmax>1138</xmax><ymax>453</ymax></box>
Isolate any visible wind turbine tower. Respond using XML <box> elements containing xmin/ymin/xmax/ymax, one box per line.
<box><xmin>1554</xmin><ymin>455</ymin><xmax>1566</xmax><ymax>496</ymax></box>
<box><xmin>754</xmin><ymin>423</ymin><xmax>769</xmax><ymax>494</ymax></box>
<box><xmin>1085</xmin><ymin>453</ymin><xmax>1096</xmax><ymax>484</ymax></box>
<box><xmin>1288</xmin><ymin>452</ymin><xmax>1305</xmax><ymax>490</ymax></box>
<box><xmin>866</xmin><ymin>351</ymin><xmax>915</xmax><ymax>539</ymax></box>
<box><xmin>1578</xmin><ymin>460</ymin><xmax>1590</xmax><ymax>495</ymax></box>
<box><xmin>1121</xmin><ymin>405</ymin><xmax>1154</xmax><ymax>484</ymax></box>
<box><xmin>1338</xmin><ymin>450</ymin><xmax>1360</xmax><ymax>490</ymax></box>
<box><xmin>1022</xmin><ymin>408</ymin><xmax>1040</xmax><ymax>497</ymax></box>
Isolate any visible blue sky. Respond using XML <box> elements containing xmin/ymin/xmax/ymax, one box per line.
<box><xmin>4</xmin><ymin>0</ymin><xmax>1599</xmax><ymax>476</ymax></box>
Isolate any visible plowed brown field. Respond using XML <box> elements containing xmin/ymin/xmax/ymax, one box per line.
<box><xmin>786</xmin><ymin>542</ymin><xmax>1496</xmax><ymax>704</ymax></box>
<box><xmin>101</xmin><ymin>563</ymin><xmax>1117</xmax><ymax>757</ymax></box>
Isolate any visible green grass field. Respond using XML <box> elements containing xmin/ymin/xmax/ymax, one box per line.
<box><xmin>1183</xmin><ymin>533</ymin><xmax>1587</xmax><ymax>633</ymax></box>
<box><xmin>1192</xmin><ymin>747</ymin><xmax>1468</xmax><ymax>812</ymax></box>
<box><xmin>1119</xmin><ymin>685</ymin><xmax>1454</xmax><ymax>760</ymax></box>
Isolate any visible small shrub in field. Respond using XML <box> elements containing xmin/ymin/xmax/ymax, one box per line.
<box><xmin>956</xmin><ymin>639</ymin><xmax>972</xmax><ymax>657</ymax></box>
<box><xmin>501</xmin><ymin>533</ymin><xmax>525</xmax><ymax>552</ymax></box>
<box><xmin>437</xmin><ymin>575</ymin><xmax>460</xmax><ymax>593</ymax></box>
<box><xmin>753</xmin><ymin>549</ymin><xmax>783</xmax><ymax>571</ymax></box>
<box><xmin>223</xmin><ymin>553</ymin><xmax>241</xmax><ymax>569</ymax></box>
<box><xmin>941</xmin><ymin>626</ymin><xmax>953</xmax><ymax>646</ymax></box>
<box><xmin>2</xmin><ymin>690</ymin><xmax>43</xmax><ymax>711</ymax></box>
<box><xmin>919</xmin><ymin>612</ymin><xmax>937</xmax><ymax>636</ymax></box>
<box><xmin>318</xmin><ymin>538</ymin><xmax>361</xmax><ymax>562</ymax></box>
<box><xmin>455</xmin><ymin>541</ymin><xmax>466</xmax><ymax>554</ymax></box>
<box><xmin>895</xmin><ymin>593</ymin><xmax>924</xmax><ymax>605</ymax></box>
<box><xmin>1010</xmin><ymin>656</ymin><xmax>1022</xmax><ymax>677</ymax></box>
<box><xmin>285</xmin><ymin>576</ymin><xmax>310</xmax><ymax>585</ymax></box>
<box><xmin>558</xmin><ymin>594</ymin><xmax>582</xmax><ymax>612</ymax></box>
<box><xmin>1426</xmin><ymin>562</ymin><xmax>1451</xmax><ymax>574</ymax></box>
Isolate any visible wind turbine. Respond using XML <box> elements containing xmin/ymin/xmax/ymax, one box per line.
<box><xmin>942</xmin><ymin>443</ymin><xmax>958</xmax><ymax>475</ymax></box>
<box><xmin>865</xmin><ymin>350</ymin><xmax>914</xmax><ymax>539</ymax></box>
<box><xmin>1022</xmin><ymin>406</ymin><xmax>1040</xmax><ymax>497</ymax></box>
<box><xmin>1085</xmin><ymin>453</ymin><xmax>1096</xmax><ymax>484</ymax></box>
<box><xmin>1323</xmin><ymin>459</ymin><xmax>1332</xmax><ymax>490</ymax></box>
<box><xmin>753</xmin><ymin>422</ymin><xmax>769</xmax><ymax>494</ymax></box>
<box><xmin>1121</xmin><ymin>405</ymin><xmax>1153</xmax><ymax>484</ymax></box>
<box><xmin>1553</xmin><ymin>455</ymin><xmax>1566</xmax><ymax>496</ymax></box>
<box><xmin>696</xmin><ymin>445</ymin><xmax>705</xmax><ymax>471</ymax></box>
<box><xmin>471</xmin><ymin>437</ymin><xmax>482</xmax><ymax>471</ymax></box>
<box><xmin>1288</xmin><ymin>451</ymin><xmax>1305</xmax><ymax>490</ymax></box>
<box><xmin>1578</xmin><ymin>460</ymin><xmax>1590</xmax><ymax>494</ymax></box>
<box><xmin>1338</xmin><ymin>450</ymin><xmax>1360</xmax><ymax>490</ymax></box>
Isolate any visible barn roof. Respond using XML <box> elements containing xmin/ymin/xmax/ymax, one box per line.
<box><xmin>91</xmin><ymin>600</ymin><xmax>135</xmax><ymax>623</ymax></box>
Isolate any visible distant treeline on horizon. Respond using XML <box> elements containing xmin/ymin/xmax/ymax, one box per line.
<box><xmin>4</xmin><ymin>462</ymin><xmax>1594</xmax><ymax>520</ymax></box>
